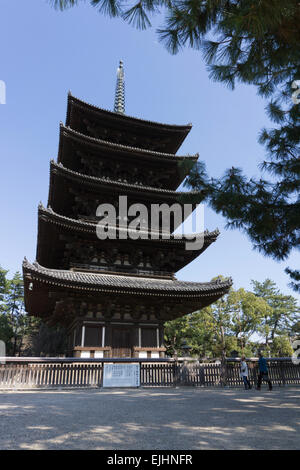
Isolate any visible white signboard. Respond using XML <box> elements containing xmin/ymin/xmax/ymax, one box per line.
<box><xmin>103</xmin><ymin>363</ymin><xmax>140</xmax><ymax>388</ymax></box>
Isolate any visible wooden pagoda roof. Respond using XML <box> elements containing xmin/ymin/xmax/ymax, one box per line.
<box><xmin>58</xmin><ymin>124</ymin><xmax>198</xmax><ymax>163</ymax></box>
<box><xmin>23</xmin><ymin>259</ymin><xmax>232</xmax><ymax>324</ymax></box>
<box><xmin>48</xmin><ymin>161</ymin><xmax>202</xmax><ymax>232</ymax></box>
<box><xmin>36</xmin><ymin>204</ymin><xmax>220</xmax><ymax>272</ymax></box>
<box><xmin>66</xmin><ymin>94</ymin><xmax>192</xmax><ymax>154</ymax></box>
<box><xmin>23</xmin><ymin>258</ymin><xmax>232</xmax><ymax>298</ymax></box>
<box><xmin>58</xmin><ymin>125</ymin><xmax>198</xmax><ymax>191</ymax></box>
<box><xmin>49</xmin><ymin>160</ymin><xmax>198</xmax><ymax>197</ymax></box>
<box><xmin>38</xmin><ymin>204</ymin><xmax>219</xmax><ymax>243</ymax></box>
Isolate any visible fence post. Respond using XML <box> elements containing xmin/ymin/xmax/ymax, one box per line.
<box><xmin>199</xmin><ymin>364</ymin><xmax>205</xmax><ymax>386</ymax></box>
<box><xmin>220</xmin><ymin>358</ymin><xmax>227</xmax><ymax>387</ymax></box>
<box><xmin>280</xmin><ymin>361</ymin><xmax>286</xmax><ymax>387</ymax></box>
<box><xmin>181</xmin><ymin>362</ymin><xmax>189</xmax><ymax>386</ymax></box>
<box><xmin>173</xmin><ymin>361</ymin><xmax>180</xmax><ymax>387</ymax></box>
<box><xmin>252</xmin><ymin>363</ymin><xmax>258</xmax><ymax>388</ymax></box>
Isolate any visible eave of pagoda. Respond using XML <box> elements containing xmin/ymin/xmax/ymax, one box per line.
<box><xmin>23</xmin><ymin>259</ymin><xmax>232</xmax><ymax>325</ymax></box>
<box><xmin>48</xmin><ymin>161</ymin><xmax>202</xmax><ymax>231</ymax></box>
<box><xmin>24</xmin><ymin>259</ymin><xmax>232</xmax><ymax>297</ymax></box>
<box><xmin>36</xmin><ymin>204</ymin><xmax>220</xmax><ymax>274</ymax></box>
<box><xmin>49</xmin><ymin>160</ymin><xmax>195</xmax><ymax>198</ymax></box>
<box><xmin>66</xmin><ymin>93</ymin><xmax>192</xmax><ymax>154</ymax></box>
<box><xmin>58</xmin><ymin>124</ymin><xmax>198</xmax><ymax>190</ymax></box>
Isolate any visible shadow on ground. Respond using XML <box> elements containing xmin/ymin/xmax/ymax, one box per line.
<box><xmin>0</xmin><ymin>387</ymin><xmax>299</xmax><ymax>450</ymax></box>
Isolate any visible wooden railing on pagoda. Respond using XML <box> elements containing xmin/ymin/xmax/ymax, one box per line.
<box><xmin>0</xmin><ymin>358</ymin><xmax>299</xmax><ymax>389</ymax></box>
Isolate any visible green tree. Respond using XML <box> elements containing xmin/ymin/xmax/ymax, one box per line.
<box><xmin>291</xmin><ymin>319</ymin><xmax>300</xmax><ymax>335</ymax></box>
<box><xmin>226</xmin><ymin>288</ymin><xmax>271</xmax><ymax>352</ymax></box>
<box><xmin>164</xmin><ymin>315</ymin><xmax>191</xmax><ymax>356</ymax></box>
<box><xmin>251</xmin><ymin>279</ymin><xmax>299</xmax><ymax>347</ymax></box>
<box><xmin>0</xmin><ymin>266</ymin><xmax>8</xmax><ymax>307</ymax></box>
<box><xmin>5</xmin><ymin>272</ymin><xmax>30</xmax><ymax>355</ymax></box>
<box><xmin>0</xmin><ymin>271</ymin><xmax>36</xmax><ymax>356</ymax></box>
<box><xmin>183</xmin><ymin>309</ymin><xmax>218</xmax><ymax>357</ymax></box>
<box><xmin>0</xmin><ymin>267</ymin><xmax>68</xmax><ymax>356</ymax></box>
<box><xmin>164</xmin><ymin>280</ymin><xmax>269</xmax><ymax>358</ymax></box>
<box><xmin>0</xmin><ymin>315</ymin><xmax>14</xmax><ymax>348</ymax></box>
<box><xmin>271</xmin><ymin>335</ymin><xmax>293</xmax><ymax>356</ymax></box>
<box><xmin>51</xmin><ymin>0</ymin><xmax>300</xmax><ymax>290</ymax></box>
<box><xmin>0</xmin><ymin>267</ymin><xmax>14</xmax><ymax>351</ymax></box>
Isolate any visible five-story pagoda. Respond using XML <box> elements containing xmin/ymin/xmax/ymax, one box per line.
<box><xmin>23</xmin><ymin>62</ymin><xmax>232</xmax><ymax>358</ymax></box>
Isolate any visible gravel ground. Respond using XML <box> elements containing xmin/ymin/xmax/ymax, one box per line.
<box><xmin>0</xmin><ymin>386</ymin><xmax>299</xmax><ymax>450</ymax></box>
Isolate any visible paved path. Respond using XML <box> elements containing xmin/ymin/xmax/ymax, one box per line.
<box><xmin>0</xmin><ymin>387</ymin><xmax>299</xmax><ymax>450</ymax></box>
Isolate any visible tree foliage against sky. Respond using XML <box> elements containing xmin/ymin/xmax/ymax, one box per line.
<box><xmin>165</xmin><ymin>277</ymin><xmax>298</xmax><ymax>358</ymax></box>
<box><xmin>0</xmin><ymin>267</ymin><xmax>67</xmax><ymax>356</ymax></box>
<box><xmin>0</xmin><ymin>268</ymin><xmax>39</xmax><ymax>355</ymax></box>
<box><xmin>50</xmin><ymin>0</ymin><xmax>300</xmax><ymax>291</ymax></box>
<box><xmin>251</xmin><ymin>278</ymin><xmax>299</xmax><ymax>344</ymax></box>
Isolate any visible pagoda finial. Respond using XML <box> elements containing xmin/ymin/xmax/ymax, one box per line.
<box><xmin>114</xmin><ymin>60</ymin><xmax>125</xmax><ymax>114</ymax></box>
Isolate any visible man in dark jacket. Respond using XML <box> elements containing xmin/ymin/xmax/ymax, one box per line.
<box><xmin>256</xmin><ymin>352</ymin><xmax>273</xmax><ymax>391</ymax></box>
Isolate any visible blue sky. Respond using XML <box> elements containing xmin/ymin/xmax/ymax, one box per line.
<box><xmin>0</xmin><ymin>1</ymin><xmax>299</xmax><ymax>301</ymax></box>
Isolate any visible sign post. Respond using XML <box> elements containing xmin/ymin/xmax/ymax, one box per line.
<box><xmin>103</xmin><ymin>363</ymin><xmax>140</xmax><ymax>388</ymax></box>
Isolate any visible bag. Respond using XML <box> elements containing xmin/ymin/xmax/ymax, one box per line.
<box><xmin>262</xmin><ymin>372</ymin><xmax>269</xmax><ymax>380</ymax></box>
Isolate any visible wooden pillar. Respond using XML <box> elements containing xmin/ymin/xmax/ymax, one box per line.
<box><xmin>81</xmin><ymin>325</ymin><xmax>85</xmax><ymax>347</ymax></box>
<box><xmin>105</xmin><ymin>324</ymin><xmax>112</xmax><ymax>353</ymax></box>
<box><xmin>102</xmin><ymin>326</ymin><xmax>106</xmax><ymax>348</ymax></box>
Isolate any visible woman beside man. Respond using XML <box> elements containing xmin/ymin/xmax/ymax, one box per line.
<box><xmin>240</xmin><ymin>356</ymin><xmax>252</xmax><ymax>390</ymax></box>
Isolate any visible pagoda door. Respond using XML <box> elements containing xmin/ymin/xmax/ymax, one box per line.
<box><xmin>111</xmin><ymin>327</ymin><xmax>132</xmax><ymax>358</ymax></box>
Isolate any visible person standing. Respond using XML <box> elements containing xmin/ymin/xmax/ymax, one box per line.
<box><xmin>256</xmin><ymin>352</ymin><xmax>273</xmax><ymax>391</ymax></box>
<box><xmin>240</xmin><ymin>356</ymin><xmax>251</xmax><ymax>390</ymax></box>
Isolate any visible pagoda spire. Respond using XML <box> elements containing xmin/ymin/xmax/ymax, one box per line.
<box><xmin>114</xmin><ymin>60</ymin><xmax>125</xmax><ymax>114</ymax></box>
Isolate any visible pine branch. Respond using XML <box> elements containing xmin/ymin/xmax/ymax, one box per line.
<box><xmin>91</xmin><ymin>0</ymin><xmax>123</xmax><ymax>17</ymax></box>
<box><xmin>122</xmin><ymin>2</ymin><xmax>152</xmax><ymax>29</ymax></box>
<box><xmin>49</xmin><ymin>0</ymin><xmax>80</xmax><ymax>10</ymax></box>
<box><xmin>285</xmin><ymin>267</ymin><xmax>300</xmax><ymax>292</ymax></box>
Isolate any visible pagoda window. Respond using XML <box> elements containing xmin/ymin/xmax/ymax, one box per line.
<box><xmin>84</xmin><ymin>325</ymin><xmax>102</xmax><ymax>347</ymax></box>
<box><xmin>141</xmin><ymin>327</ymin><xmax>157</xmax><ymax>348</ymax></box>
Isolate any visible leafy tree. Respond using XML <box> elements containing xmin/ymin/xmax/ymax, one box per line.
<box><xmin>164</xmin><ymin>315</ymin><xmax>191</xmax><ymax>356</ymax></box>
<box><xmin>164</xmin><ymin>280</ymin><xmax>270</xmax><ymax>358</ymax></box>
<box><xmin>251</xmin><ymin>279</ymin><xmax>299</xmax><ymax>346</ymax></box>
<box><xmin>51</xmin><ymin>0</ymin><xmax>300</xmax><ymax>290</ymax></box>
<box><xmin>4</xmin><ymin>272</ymin><xmax>34</xmax><ymax>356</ymax></box>
<box><xmin>0</xmin><ymin>267</ymin><xmax>68</xmax><ymax>356</ymax></box>
<box><xmin>226</xmin><ymin>288</ymin><xmax>271</xmax><ymax>351</ymax></box>
<box><xmin>291</xmin><ymin>319</ymin><xmax>300</xmax><ymax>336</ymax></box>
<box><xmin>0</xmin><ymin>315</ymin><xmax>14</xmax><ymax>348</ymax></box>
<box><xmin>0</xmin><ymin>270</ymin><xmax>37</xmax><ymax>356</ymax></box>
<box><xmin>0</xmin><ymin>266</ymin><xmax>8</xmax><ymax>307</ymax></box>
<box><xmin>0</xmin><ymin>267</ymin><xmax>14</xmax><ymax>351</ymax></box>
<box><xmin>271</xmin><ymin>335</ymin><xmax>293</xmax><ymax>356</ymax></box>
<box><xmin>183</xmin><ymin>309</ymin><xmax>220</xmax><ymax>357</ymax></box>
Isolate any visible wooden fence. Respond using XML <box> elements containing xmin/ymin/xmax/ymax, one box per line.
<box><xmin>179</xmin><ymin>359</ymin><xmax>300</xmax><ymax>387</ymax></box>
<box><xmin>0</xmin><ymin>358</ymin><xmax>299</xmax><ymax>389</ymax></box>
<box><xmin>0</xmin><ymin>362</ymin><xmax>104</xmax><ymax>389</ymax></box>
